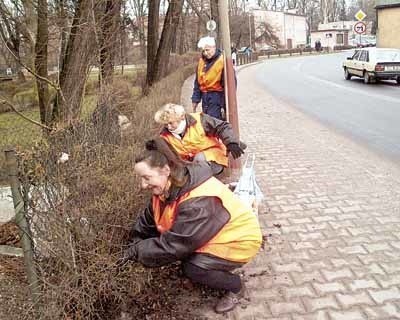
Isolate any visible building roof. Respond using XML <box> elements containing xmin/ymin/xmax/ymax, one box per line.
<box><xmin>375</xmin><ymin>0</ymin><xmax>400</xmax><ymax>9</ymax></box>
<box><xmin>311</xmin><ymin>29</ymin><xmax>348</xmax><ymax>33</ymax></box>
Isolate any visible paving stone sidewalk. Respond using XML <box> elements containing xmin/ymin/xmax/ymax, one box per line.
<box><xmin>182</xmin><ymin>65</ymin><xmax>400</xmax><ymax>319</ymax></box>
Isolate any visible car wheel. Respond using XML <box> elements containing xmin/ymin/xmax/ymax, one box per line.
<box><xmin>363</xmin><ymin>72</ymin><xmax>370</xmax><ymax>84</ymax></box>
<box><xmin>397</xmin><ymin>77</ymin><xmax>400</xmax><ymax>85</ymax></box>
<box><xmin>344</xmin><ymin>68</ymin><xmax>351</xmax><ymax>80</ymax></box>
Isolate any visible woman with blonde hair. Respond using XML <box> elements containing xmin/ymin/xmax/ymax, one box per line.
<box><xmin>154</xmin><ymin>103</ymin><xmax>245</xmax><ymax>175</ymax></box>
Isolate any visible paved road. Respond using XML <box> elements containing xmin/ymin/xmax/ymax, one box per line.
<box><xmin>254</xmin><ymin>52</ymin><xmax>400</xmax><ymax>162</ymax></box>
<box><xmin>182</xmin><ymin>63</ymin><xmax>400</xmax><ymax>319</ymax></box>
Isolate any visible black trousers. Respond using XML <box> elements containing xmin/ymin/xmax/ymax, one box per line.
<box><xmin>182</xmin><ymin>262</ymin><xmax>241</xmax><ymax>293</ymax></box>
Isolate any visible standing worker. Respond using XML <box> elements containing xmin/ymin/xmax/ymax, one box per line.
<box><xmin>154</xmin><ymin>103</ymin><xmax>245</xmax><ymax>176</ymax></box>
<box><xmin>192</xmin><ymin>36</ymin><xmax>227</xmax><ymax>120</ymax></box>
<box><xmin>117</xmin><ymin>138</ymin><xmax>262</xmax><ymax>313</ymax></box>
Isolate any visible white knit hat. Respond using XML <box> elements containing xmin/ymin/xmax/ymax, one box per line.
<box><xmin>197</xmin><ymin>36</ymin><xmax>216</xmax><ymax>49</ymax></box>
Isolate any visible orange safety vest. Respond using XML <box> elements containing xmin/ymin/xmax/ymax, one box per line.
<box><xmin>152</xmin><ymin>177</ymin><xmax>262</xmax><ymax>263</ymax></box>
<box><xmin>160</xmin><ymin>113</ymin><xmax>228</xmax><ymax>167</ymax></box>
<box><xmin>197</xmin><ymin>55</ymin><xmax>224</xmax><ymax>92</ymax></box>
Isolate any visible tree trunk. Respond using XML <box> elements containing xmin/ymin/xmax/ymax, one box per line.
<box><xmin>55</xmin><ymin>0</ymin><xmax>69</xmax><ymax>74</ymax></box>
<box><xmin>99</xmin><ymin>0</ymin><xmax>122</xmax><ymax>84</ymax></box>
<box><xmin>210</xmin><ymin>0</ymin><xmax>221</xmax><ymax>45</ymax></box>
<box><xmin>35</xmin><ymin>0</ymin><xmax>51</xmax><ymax>125</ymax></box>
<box><xmin>22</xmin><ymin>0</ymin><xmax>37</xmax><ymax>68</ymax></box>
<box><xmin>178</xmin><ymin>5</ymin><xmax>189</xmax><ymax>55</ymax></box>
<box><xmin>145</xmin><ymin>0</ymin><xmax>160</xmax><ymax>89</ymax></box>
<box><xmin>0</xmin><ymin>7</ymin><xmax>26</xmax><ymax>82</ymax></box>
<box><xmin>152</xmin><ymin>0</ymin><xmax>184</xmax><ymax>82</ymax></box>
<box><xmin>56</xmin><ymin>0</ymin><xmax>98</xmax><ymax>124</ymax></box>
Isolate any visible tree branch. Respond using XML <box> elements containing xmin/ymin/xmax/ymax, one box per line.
<box><xmin>0</xmin><ymin>30</ymin><xmax>61</xmax><ymax>92</ymax></box>
<box><xmin>0</xmin><ymin>98</ymin><xmax>54</xmax><ymax>131</ymax></box>
<box><xmin>186</xmin><ymin>0</ymin><xmax>210</xmax><ymax>22</ymax></box>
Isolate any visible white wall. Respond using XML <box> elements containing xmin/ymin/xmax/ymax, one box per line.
<box><xmin>253</xmin><ymin>10</ymin><xmax>307</xmax><ymax>49</ymax></box>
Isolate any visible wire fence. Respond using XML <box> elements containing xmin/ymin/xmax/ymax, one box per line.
<box><xmin>0</xmin><ymin>108</ymin><xmax>42</xmax><ymax>184</ymax></box>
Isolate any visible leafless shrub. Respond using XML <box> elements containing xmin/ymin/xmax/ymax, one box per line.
<box><xmin>13</xmin><ymin>65</ymin><xmax>208</xmax><ymax>320</ymax></box>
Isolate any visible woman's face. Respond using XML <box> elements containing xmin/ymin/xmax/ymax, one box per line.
<box><xmin>202</xmin><ymin>45</ymin><xmax>216</xmax><ymax>59</ymax></box>
<box><xmin>167</xmin><ymin>120</ymin><xmax>180</xmax><ymax>132</ymax></box>
<box><xmin>166</xmin><ymin>114</ymin><xmax>185</xmax><ymax>132</ymax></box>
<box><xmin>134</xmin><ymin>161</ymin><xmax>170</xmax><ymax>196</ymax></box>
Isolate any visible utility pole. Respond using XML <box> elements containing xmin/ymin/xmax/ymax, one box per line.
<box><xmin>218</xmin><ymin>0</ymin><xmax>240</xmax><ymax>170</ymax></box>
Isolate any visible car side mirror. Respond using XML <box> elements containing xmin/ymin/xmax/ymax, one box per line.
<box><xmin>347</xmin><ymin>57</ymin><xmax>353</xmax><ymax>60</ymax></box>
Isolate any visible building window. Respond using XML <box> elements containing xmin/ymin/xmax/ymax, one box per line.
<box><xmin>336</xmin><ymin>34</ymin><xmax>344</xmax><ymax>44</ymax></box>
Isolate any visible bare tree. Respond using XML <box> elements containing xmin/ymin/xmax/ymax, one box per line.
<box><xmin>145</xmin><ymin>0</ymin><xmax>184</xmax><ymax>88</ymax></box>
<box><xmin>35</xmin><ymin>0</ymin><xmax>51</xmax><ymax>125</ymax></box>
<box><xmin>55</xmin><ymin>0</ymin><xmax>99</xmax><ymax>123</ymax></box>
<box><xmin>0</xmin><ymin>3</ymin><xmax>26</xmax><ymax>81</ymax></box>
<box><xmin>145</xmin><ymin>0</ymin><xmax>160</xmax><ymax>89</ymax></box>
<box><xmin>254</xmin><ymin>21</ymin><xmax>280</xmax><ymax>47</ymax></box>
<box><xmin>98</xmin><ymin>0</ymin><xmax>123</xmax><ymax>84</ymax></box>
<box><xmin>130</xmin><ymin>0</ymin><xmax>147</xmax><ymax>58</ymax></box>
<box><xmin>153</xmin><ymin>0</ymin><xmax>184</xmax><ymax>81</ymax></box>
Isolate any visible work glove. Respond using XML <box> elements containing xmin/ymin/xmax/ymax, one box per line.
<box><xmin>227</xmin><ymin>143</ymin><xmax>244</xmax><ymax>159</ymax></box>
<box><xmin>115</xmin><ymin>244</ymin><xmax>138</xmax><ymax>271</ymax></box>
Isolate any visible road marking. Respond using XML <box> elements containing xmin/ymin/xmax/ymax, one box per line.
<box><xmin>304</xmin><ymin>73</ymin><xmax>400</xmax><ymax>104</ymax></box>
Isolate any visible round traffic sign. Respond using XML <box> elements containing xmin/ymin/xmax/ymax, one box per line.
<box><xmin>354</xmin><ymin>21</ymin><xmax>366</xmax><ymax>34</ymax></box>
<box><xmin>206</xmin><ymin>20</ymin><xmax>217</xmax><ymax>31</ymax></box>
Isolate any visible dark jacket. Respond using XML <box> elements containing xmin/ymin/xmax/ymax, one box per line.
<box><xmin>160</xmin><ymin>112</ymin><xmax>239</xmax><ymax>148</ymax></box>
<box><xmin>129</xmin><ymin>162</ymin><xmax>243</xmax><ymax>270</ymax></box>
<box><xmin>191</xmin><ymin>49</ymin><xmax>225</xmax><ymax>104</ymax></box>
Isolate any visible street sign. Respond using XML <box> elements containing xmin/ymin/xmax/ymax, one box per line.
<box><xmin>206</xmin><ymin>20</ymin><xmax>217</xmax><ymax>31</ymax></box>
<box><xmin>354</xmin><ymin>21</ymin><xmax>366</xmax><ymax>34</ymax></box>
<box><xmin>355</xmin><ymin>9</ymin><xmax>367</xmax><ymax>21</ymax></box>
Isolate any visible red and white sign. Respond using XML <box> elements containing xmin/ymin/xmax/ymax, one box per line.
<box><xmin>354</xmin><ymin>21</ymin><xmax>366</xmax><ymax>34</ymax></box>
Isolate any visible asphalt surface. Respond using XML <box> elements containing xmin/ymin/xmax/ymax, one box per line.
<box><xmin>254</xmin><ymin>52</ymin><xmax>400</xmax><ymax>162</ymax></box>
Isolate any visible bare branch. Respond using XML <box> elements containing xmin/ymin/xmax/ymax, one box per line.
<box><xmin>0</xmin><ymin>31</ymin><xmax>61</xmax><ymax>92</ymax></box>
<box><xmin>0</xmin><ymin>97</ymin><xmax>54</xmax><ymax>131</ymax></box>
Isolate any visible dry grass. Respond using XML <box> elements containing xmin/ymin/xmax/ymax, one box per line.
<box><xmin>1</xmin><ymin>57</ymin><xmax>215</xmax><ymax>320</ymax></box>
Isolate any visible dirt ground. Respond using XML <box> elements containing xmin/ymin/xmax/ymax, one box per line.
<box><xmin>0</xmin><ymin>223</ymin><xmax>219</xmax><ymax>320</ymax></box>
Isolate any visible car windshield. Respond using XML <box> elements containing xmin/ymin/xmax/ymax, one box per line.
<box><xmin>375</xmin><ymin>50</ymin><xmax>400</xmax><ymax>62</ymax></box>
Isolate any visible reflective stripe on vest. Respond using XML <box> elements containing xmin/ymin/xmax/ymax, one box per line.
<box><xmin>197</xmin><ymin>55</ymin><xmax>224</xmax><ymax>92</ymax></box>
<box><xmin>152</xmin><ymin>177</ymin><xmax>262</xmax><ymax>263</ymax></box>
<box><xmin>161</xmin><ymin>113</ymin><xmax>228</xmax><ymax>166</ymax></box>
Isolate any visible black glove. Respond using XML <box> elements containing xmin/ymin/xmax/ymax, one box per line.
<box><xmin>115</xmin><ymin>244</ymin><xmax>138</xmax><ymax>271</ymax></box>
<box><xmin>227</xmin><ymin>143</ymin><xmax>244</xmax><ymax>159</ymax></box>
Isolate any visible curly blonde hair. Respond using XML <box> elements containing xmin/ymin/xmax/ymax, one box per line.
<box><xmin>154</xmin><ymin>103</ymin><xmax>186</xmax><ymax>124</ymax></box>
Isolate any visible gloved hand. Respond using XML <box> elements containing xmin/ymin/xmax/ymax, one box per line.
<box><xmin>115</xmin><ymin>244</ymin><xmax>138</xmax><ymax>271</ymax></box>
<box><xmin>227</xmin><ymin>143</ymin><xmax>244</xmax><ymax>159</ymax></box>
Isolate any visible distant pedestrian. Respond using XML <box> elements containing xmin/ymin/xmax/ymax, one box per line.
<box><xmin>315</xmin><ymin>40</ymin><xmax>322</xmax><ymax>52</ymax></box>
<box><xmin>192</xmin><ymin>36</ymin><xmax>226</xmax><ymax>120</ymax></box>
<box><xmin>231</xmin><ymin>46</ymin><xmax>237</xmax><ymax>66</ymax></box>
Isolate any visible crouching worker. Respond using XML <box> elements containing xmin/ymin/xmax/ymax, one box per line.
<box><xmin>154</xmin><ymin>103</ymin><xmax>245</xmax><ymax>176</ymax></box>
<box><xmin>118</xmin><ymin>138</ymin><xmax>262</xmax><ymax>313</ymax></box>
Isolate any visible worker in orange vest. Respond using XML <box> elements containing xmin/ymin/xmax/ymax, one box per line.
<box><xmin>192</xmin><ymin>36</ymin><xmax>226</xmax><ymax>120</ymax></box>
<box><xmin>117</xmin><ymin>138</ymin><xmax>262</xmax><ymax>313</ymax></box>
<box><xmin>154</xmin><ymin>103</ymin><xmax>244</xmax><ymax>175</ymax></box>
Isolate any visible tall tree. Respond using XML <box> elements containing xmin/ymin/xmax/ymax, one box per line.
<box><xmin>98</xmin><ymin>0</ymin><xmax>123</xmax><ymax>84</ymax></box>
<box><xmin>130</xmin><ymin>0</ymin><xmax>147</xmax><ymax>58</ymax></box>
<box><xmin>145</xmin><ymin>0</ymin><xmax>184</xmax><ymax>88</ymax></box>
<box><xmin>55</xmin><ymin>0</ymin><xmax>99</xmax><ymax>123</ymax></box>
<box><xmin>145</xmin><ymin>0</ymin><xmax>160</xmax><ymax>89</ymax></box>
<box><xmin>35</xmin><ymin>0</ymin><xmax>51</xmax><ymax>125</ymax></box>
<box><xmin>0</xmin><ymin>3</ymin><xmax>26</xmax><ymax>81</ymax></box>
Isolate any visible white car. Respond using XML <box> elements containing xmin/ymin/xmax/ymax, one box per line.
<box><xmin>343</xmin><ymin>48</ymin><xmax>400</xmax><ymax>84</ymax></box>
